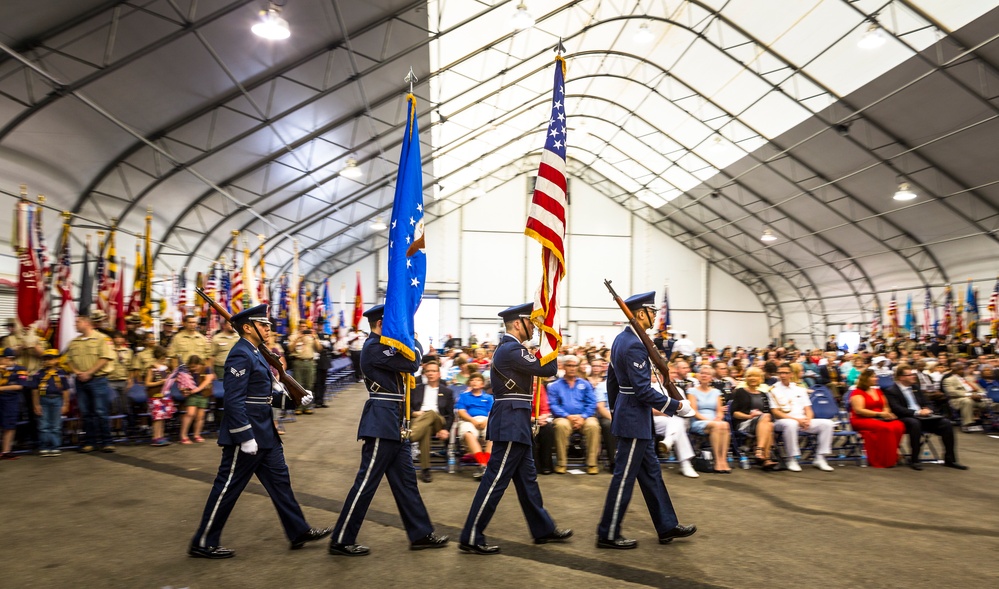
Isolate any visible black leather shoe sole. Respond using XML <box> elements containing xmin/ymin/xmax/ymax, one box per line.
<box><xmin>595</xmin><ymin>538</ymin><xmax>637</xmax><ymax>550</ymax></box>
<box><xmin>290</xmin><ymin>527</ymin><xmax>333</xmax><ymax>550</ymax></box>
<box><xmin>659</xmin><ymin>525</ymin><xmax>697</xmax><ymax>544</ymax></box>
<box><xmin>459</xmin><ymin>542</ymin><xmax>500</xmax><ymax>555</ymax></box>
<box><xmin>328</xmin><ymin>544</ymin><xmax>370</xmax><ymax>556</ymax></box>
<box><xmin>944</xmin><ymin>462</ymin><xmax>969</xmax><ymax>470</ymax></box>
<box><xmin>188</xmin><ymin>546</ymin><xmax>235</xmax><ymax>559</ymax></box>
<box><xmin>534</xmin><ymin>529</ymin><xmax>573</xmax><ymax>544</ymax></box>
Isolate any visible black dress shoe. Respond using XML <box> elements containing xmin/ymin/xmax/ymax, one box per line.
<box><xmin>188</xmin><ymin>545</ymin><xmax>235</xmax><ymax>559</ymax></box>
<box><xmin>944</xmin><ymin>462</ymin><xmax>969</xmax><ymax>470</ymax></box>
<box><xmin>411</xmin><ymin>532</ymin><xmax>449</xmax><ymax>550</ymax></box>
<box><xmin>420</xmin><ymin>469</ymin><xmax>433</xmax><ymax>483</ymax></box>
<box><xmin>534</xmin><ymin>527</ymin><xmax>573</xmax><ymax>544</ymax></box>
<box><xmin>459</xmin><ymin>542</ymin><xmax>500</xmax><ymax>555</ymax></box>
<box><xmin>909</xmin><ymin>462</ymin><xmax>923</xmax><ymax>471</ymax></box>
<box><xmin>539</xmin><ymin>468</ymin><xmax>553</xmax><ymax>475</ymax></box>
<box><xmin>658</xmin><ymin>524</ymin><xmax>697</xmax><ymax>544</ymax></box>
<box><xmin>290</xmin><ymin>526</ymin><xmax>333</xmax><ymax>549</ymax></box>
<box><xmin>328</xmin><ymin>543</ymin><xmax>370</xmax><ymax>556</ymax></box>
<box><xmin>596</xmin><ymin>536</ymin><xmax>637</xmax><ymax>550</ymax></box>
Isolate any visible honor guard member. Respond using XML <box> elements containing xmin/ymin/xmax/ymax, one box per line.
<box><xmin>189</xmin><ymin>304</ymin><xmax>331</xmax><ymax>559</ymax></box>
<box><xmin>329</xmin><ymin>304</ymin><xmax>448</xmax><ymax>556</ymax></box>
<box><xmin>458</xmin><ymin>303</ymin><xmax>572</xmax><ymax>555</ymax></box>
<box><xmin>597</xmin><ymin>291</ymin><xmax>697</xmax><ymax>550</ymax></box>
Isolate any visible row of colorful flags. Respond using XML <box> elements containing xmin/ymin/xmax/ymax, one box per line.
<box><xmin>10</xmin><ymin>193</ymin><xmax>372</xmax><ymax>347</ymax></box>
<box><xmin>871</xmin><ymin>279</ymin><xmax>999</xmax><ymax>338</ymax></box>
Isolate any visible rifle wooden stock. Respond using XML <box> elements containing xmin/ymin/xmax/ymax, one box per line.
<box><xmin>195</xmin><ymin>287</ymin><xmax>308</xmax><ymax>405</ymax></box>
<box><xmin>603</xmin><ymin>279</ymin><xmax>684</xmax><ymax>402</ymax></box>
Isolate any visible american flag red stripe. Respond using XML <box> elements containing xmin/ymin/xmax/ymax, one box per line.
<box><xmin>524</xmin><ymin>56</ymin><xmax>568</xmax><ymax>365</ymax></box>
<box><xmin>887</xmin><ymin>292</ymin><xmax>899</xmax><ymax>337</ymax></box>
<box><xmin>230</xmin><ymin>247</ymin><xmax>244</xmax><ymax>314</ymax></box>
<box><xmin>989</xmin><ymin>277</ymin><xmax>999</xmax><ymax>337</ymax></box>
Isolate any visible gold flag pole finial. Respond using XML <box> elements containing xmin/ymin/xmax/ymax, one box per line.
<box><xmin>19</xmin><ymin>184</ymin><xmax>27</xmax><ymax>199</ymax></box>
<box><xmin>37</xmin><ymin>194</ymin><xmax>45</xmax><ymax>205</ymax></box>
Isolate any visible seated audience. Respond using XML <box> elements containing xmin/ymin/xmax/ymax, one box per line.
<box><xmin>652</xmin><ymin>364</ymin><xmax>698</xmax><ymax>478</ymax></box>
<box><xmin>687</xmin><ymin>366</ymin><xmax>731</xmax><ymax>473</ymax></box>
<box><xmin>943</xmin><ymin>362</ymin><xmax>994</xmax><ymax>432</ymax></box>
<box><xmin>730</xmin><ymin>367</ymin><xmax>777</xmax><ymax>471</ymax></box>
<box><xmin>769</xmin><ymin>362</ymin><xmax>835</xmax><ymax>472</ymax></box>
<box><xmin>590</xmin><ymin>357</ymin><xmax>614</xmax><ymax>472</ymax></box>
<box><xmin>979</xmin><ymin>365</ymin><xmax>999</xmax><ymax>403</ymax></box>
<box><xmin>849</xmin><ymin>368</ymin><xmax>905</xmax><ymax>468</ymax></box>
<box><xmin>455</xmin><ymin>372</ymin><xmax>493</xmax><ymax>478</ymax></box>
<box><xmin>548</xmin><ymin>356</ymin><xmax>600</xmax><ymax>475</ymax></box>
<box><xmin>882</xmin><ymin>364</ymin><xmax>966</xmax><ymax>470</ymax></box>
<box><xmin>410</xmin><ymin>360</ymin><xmax>454</xmax><ymax>483</ymax></box>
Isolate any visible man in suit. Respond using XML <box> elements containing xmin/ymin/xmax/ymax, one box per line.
<box><xmin>329</xmin><ymin>305</ymin><xmax>448</xmax><ymax>556</ymax></box>
<box><xmin>883</xmin><ymin>363</ymin><xmax>967</xmax><ymax>471</ymax></box>
<box><xmin>458</xmin><ymin>302</ymin><xmax>572</xmax><ymax>555</ymax></box>
<box><xmin>411</xmin><ymin>358</ymin><xmax>455</xmax><ymax>483</ymax></box>
<box><xmin>596</xmin><ymin>291</ymin><xmax>697</xmax><ymax>550</ymax></box>
<box><xmin>189</xmin><ymin>304</ymin><xmax>331</xmax><ymax>559</ymax></box>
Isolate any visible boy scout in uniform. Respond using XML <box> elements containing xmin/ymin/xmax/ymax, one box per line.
<box><xmin>210</xmin><ymin>321</ymin><xmax>240</xmax><ymax>380</ymax></box>
<box><xmin>169</xmin><ymin>315</ymin><xmax>210</xmax><ymax>365</ymax></box>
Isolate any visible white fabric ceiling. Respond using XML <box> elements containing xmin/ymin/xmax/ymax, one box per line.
<box><xmin>0</xmin><ymin>0</ymin><xmax>997</xmax><ymax>340</ymax></box>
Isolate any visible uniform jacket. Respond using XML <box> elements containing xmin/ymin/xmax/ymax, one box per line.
<box><xmin>412</xmin><ymin>382</ymin><xmax>455</xmax><ymax>432</ymax></box>
<box><xmin>486</xmin><ymin>333</ymin><xmax>557</xmax><ymax>445</ymax></box>
<box><xmin>0</xmin><ymin>363</ymin><xmax>29</xmax><ymax>393</ymax></box>
<box><xmin>218</xmin><ymin>337</ymin><xmax>281</xmax><ymax>448</ymax></box>
<box><xmin>357</xmin><ymin>333</ymin><xmax>421</xmax><ymax>440</ymax></box>
<box><xmin>607</xmin><ymin>326</ymin><xmax>680</xmax><ymax>440</ymax></box>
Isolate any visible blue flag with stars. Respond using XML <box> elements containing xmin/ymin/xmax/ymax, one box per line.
<box><xmin>380</xmin><ymin>93</ymin><xmax>426</xmax><ymax>361</ymax></box>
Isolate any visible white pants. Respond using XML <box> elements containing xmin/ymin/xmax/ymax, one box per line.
<box><xmin>653</xmin><ymin>415</ymin><xmax>694</xmax><ymax>462</ymax></box>
<box><xmin>773</xmin><ymin>418</ymin><xmax>833</xmax><ymax>457</ymax></box>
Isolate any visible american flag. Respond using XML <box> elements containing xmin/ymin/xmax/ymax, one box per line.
<box><xmin>178</xmin><ymin>267</ymin><xmax>187</xmax><ymax>317</ymax></box>
<box><xmin>230</xmin><ymin>244</ymin><xmax>244</xmax><ymax>314</ymax></box>
<box><xmin>887</xmin><ymin>291</ymin><xmax>899</xmax><ymax>337</ymax></box>
<box><xmin>55</xmin><ymin>223</ymin><xmax>76</xmax><ymax>351</ymax></box>
<box><xmin>205</xmin><ymin>262</ymin><xmax>220</xmax><ymax>334</ymax></box>
<box><xmin>524</xmin><ymin>54</ymin><xmax>568</xmax><ymax>365</ymax></box>
<box><xmin>870</xmin><ymin>304</ymin><xmax>881</xmax><ymax>337</ymax></box>
<box><xmin>922</xmin><ymin>287</ymin><xmax>932</xmax><ymax>337</ymax></box>
<box><xmin>655</xmin><ymin>284</ymin><xmax>671</xmax><ymax>334</ymax></box>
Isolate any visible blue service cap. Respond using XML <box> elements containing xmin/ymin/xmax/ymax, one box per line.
<box><xmin>624</xmin><ymin>291</ymin><xmax>657</xmax><ymax>312</ymax></box>
<box><xmin>498</xmin><ymin>302</ymin><xmax>533</xmax><ymax>321</ymax></box>
<box><xmin>2</xmin><ymin>347</ymin><xmax>16</xmax><ymax>358</ymax></box>
<box><xmin>362</xmin><ymin>304</ymin><xmax>384</xmax><ymax>321</ymax></box>
<box><xmin>230</xmin><ymin>303</ymin><xmax>270</xmax><ymax>326</ymax></box>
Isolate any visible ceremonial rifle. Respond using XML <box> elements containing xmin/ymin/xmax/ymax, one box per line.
<box><xmin>195</xmin><ymin>287</ymin><xmax>308</xmax><ymax>405</ymax></box>
<box><xmin>603</xmin><ymin>279</ymin><xmax>684</xmax><ymax>402</ymax></box>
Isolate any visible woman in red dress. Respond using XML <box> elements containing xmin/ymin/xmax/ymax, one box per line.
<box><xmin>850</xmin><ymin>368</ymin><xmax>906</xmax><ymax>468</ymax></box>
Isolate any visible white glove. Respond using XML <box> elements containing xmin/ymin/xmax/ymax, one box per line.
<box><xmin>300</xmin><ymin>391</ymin><xmax>314</xmax><ymax>406</ymax></box>
<box><xmin>675</xmin><ymin>400</ymin><xmax>695</xmax><ymax>418</ymax></box>
<box><xmin>240</xmin><ymin>439</ymin><xmax>258</xmax><ymax>455</ymax></box>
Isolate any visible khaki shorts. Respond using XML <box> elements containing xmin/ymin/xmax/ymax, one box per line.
<box><xmin>458</xmin><ymin>418</ymin><xmax>487</xmax><ymax>439</ymax></box>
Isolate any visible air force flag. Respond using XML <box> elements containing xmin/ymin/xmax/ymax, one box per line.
<box><xmin>379</xmin><ymin>92</ymin><xmax>426</xmax><ymax>360</ymax></box>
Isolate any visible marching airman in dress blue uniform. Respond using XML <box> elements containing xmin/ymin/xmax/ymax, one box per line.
<box><xmin>189</xmin><ymin>304</ymin><xmax>331</xmax><ymax>559</ymax></box>
<box><xmin>329</xmin><ymin>304</ymin><xmax>448</xmax><ymax>556</ymax></box>
<box><xmin>596</xmin><ymin>291</ymin><xmax>698</xmax><ymax>549</ymax></box>
<box><xmin>458</xmin><ymin>302</ymin><xmax>572</xmax><ymax>555</ymax></box>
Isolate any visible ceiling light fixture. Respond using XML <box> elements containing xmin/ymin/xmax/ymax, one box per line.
<box><xmin>857</xmin><ymin>22</ymin><xmax>887</xmax><ymax>49</ymax></box>
<box><xmin>760</xmin><ymin>228</ymin><xmax>778</xmax><ymax>242</ymax></box>
<box><xmin>893</xmin><ymin>182</ymin><xmax>917</xmax><ymax>201</ymax></box>
<box><xmin>341</xmin><ymin>158</ymin><xmax>362</xmax><ymax>179</ymax></box>
<box><xmin>511</xmin><ymin>3</ymin><xmax>535</xmax><ymax>31</ymax></box>
<box><xmin>252</xmin><ymin>4</ymin><xmax>291</xmax><ymax>40</ymax></box>
<box><xmin>370</xmin><ymin>217</ymin><xmax>387</xmax><ymax>231</ymax></box>
<box><xmin>634</xmin><ymin>22</ymin><xmax>654</xmax><ymax>44</ymax></box>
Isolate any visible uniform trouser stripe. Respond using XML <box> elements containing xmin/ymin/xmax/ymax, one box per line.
<box><xmin>337</xmin><ymin>438</ymin><xmax>380</xmax><ymax>544</ymax></box>
<box><xmin>470</xmin><ymin>442</ymin><xmax>512</xmax><ymax>542</ymax></box>
<box><xmin>200</xmin><ymin>450</ymin><xmax>239</xmax><ymax>548</ymax></box>
<box><xmin>607</xmin><ymin>439</ymin><xmax>637</xmax><ymax>540</ymax></box>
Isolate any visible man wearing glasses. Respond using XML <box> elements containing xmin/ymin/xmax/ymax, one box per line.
<box><xmin>882</xmin><ymin>364</ymin><xmax>967</xmax><ymax>471</ymax></box>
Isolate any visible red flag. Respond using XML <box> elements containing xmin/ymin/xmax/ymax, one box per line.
<box><xmin>352</xmin><ymin>271</ymin><xmax>363</xmax><ymax>329</ymax></box>
<box><xmin>524</xmin><ymin>55</ymin><xmax>568</xmax><ymax>365</ymax></box>
<box><xmin>16</xmin><ymin>203</ymin><xmax>41</xmax><ymax>328</ymax></box>
<box><xmin>113</xmin><ymin>255</ymin><xmax>125</xmax><ymax>332</ymax></box>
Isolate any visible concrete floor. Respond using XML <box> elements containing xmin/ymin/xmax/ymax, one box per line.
<box><xmin>2</xmin><ymin>383</ymin><xmax>997</xmax><ymax>589</ymax></box>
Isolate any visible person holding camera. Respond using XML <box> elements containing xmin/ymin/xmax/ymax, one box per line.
<box><xmin>849</xmin><ymin>368</ymin><xmax>906</xmax><ymax>468</ymax></box>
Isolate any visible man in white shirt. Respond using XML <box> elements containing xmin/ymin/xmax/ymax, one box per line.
<box><xmin>652</xmin><ymin>364</ymin><xmax>698</xmax><ymax>478</ymax></box>
<box><xmin>768</xmin><ymin>363</ymin><xmax>834</xmax><ymax>472</ymax></box>
<box><xmin>671</xmin><ymin>333</ymin><xmax>696</xmax><ymax>360</ymax></box>
<box><xmin>942</xmin><ymin>362</ymin><xmax>993</xmax><ymax>431</ymax></box>
<box><xmin>410</xmin><ymin>360</ymin><xmax>454</xmax><ymax>483</ymax></box>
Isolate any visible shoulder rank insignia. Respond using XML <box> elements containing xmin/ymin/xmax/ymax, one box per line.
<box><xmin>633</xmin><ymin>360</ymin><xmax>647</xmax><ymax>370</ymax></box>
<box><xmin>230</xmin><ymin>367</ymin><xmax>246</xmax><ymax>378</ymax></box>
<box><xmin>521</xmin><ymin>349</ymin><xmax>537</xmax><ymax>362</ymax></box>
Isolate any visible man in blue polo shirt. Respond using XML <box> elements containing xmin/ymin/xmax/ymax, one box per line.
<box><xmin>455</xmin><ymin>372</ymin><xmax>494</xmax><ymax>479</ymax></box>
<box><xmin>548</xmin><ymin>356</ymin><xmax>601</xmax><ymax>474</ymax></box>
